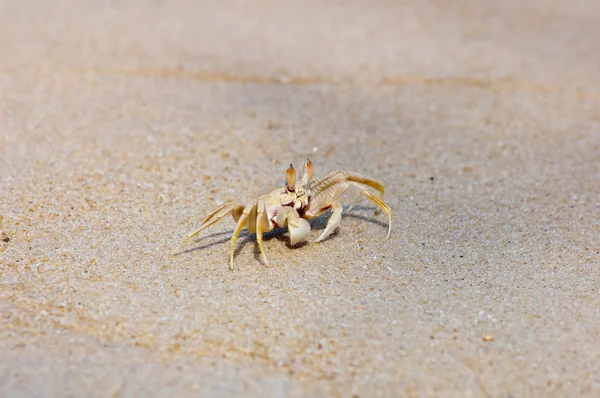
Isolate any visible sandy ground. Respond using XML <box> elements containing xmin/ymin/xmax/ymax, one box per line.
<box><xmin>1</xmin><ymin>0</ymin><xmax>600</xmax><ymax>396</ymax></box>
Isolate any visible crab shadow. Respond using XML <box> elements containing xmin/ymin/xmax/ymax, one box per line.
<box><xmin>307</xmin><ymin>204</ymin><xmax>388</xmax><ymax>231</ymax></box>
<box><xmin>171</xmin><ymin>230</ymin><xmax>233</xmax><ymax>256</ymax></box>
<box><xmin>173</xmin><ymin>204</ymin><xmax>388</xmax><ymax>261</ymax></box>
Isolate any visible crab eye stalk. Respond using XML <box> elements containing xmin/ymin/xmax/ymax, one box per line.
<box><xmin>299</xmin><ymin>158</ymin><xmax>314</xmax><ymax>187</ymax></box>
<box><xmin>305</xmin><ymin>158</ymin><xmax>313</xmax><ymax>181</ymax></box>
<box><xmin>286</xmin><ymin>164</ymin><xmax>296</xmax><ymax>191</ymax></box>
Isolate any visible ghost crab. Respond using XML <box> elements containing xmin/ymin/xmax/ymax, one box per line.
<box><xmin>174</xmin><ymin>160</ymin><xmax>392</xmax><ymax>270</ymax></box>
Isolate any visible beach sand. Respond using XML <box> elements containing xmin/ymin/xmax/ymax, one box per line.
<box><xmin>1</xmin><ymin>0</ymin><xmax>599</xmax><ymax>396</ymax></box>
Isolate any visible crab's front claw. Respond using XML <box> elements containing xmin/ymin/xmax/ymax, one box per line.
<box><xmin>288</xmin><ymin>218</ymin><xmax>311</xmax><ymax>245</ymax></box>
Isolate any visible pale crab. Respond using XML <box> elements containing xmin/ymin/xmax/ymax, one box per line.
<box><xmin>173</xmin><ymin>160</ymin><xmax>392</xmax><ymax>270</ymax></box>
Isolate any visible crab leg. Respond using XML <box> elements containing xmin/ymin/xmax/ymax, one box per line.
<box><xmin>346</xmin><ymin>172</ymin><xmax>385</xmax><ymax>197</ymax></box>
<box><xmin>256</xmin><ymin>199</ymin><xmax>269</xmax><ymax>266</ymax></box>
<box><xmin>316</xmin><ymin>201</ymin><xmax>343</xmax><ymax>242</ymax></box>
<box><xmin>196</xmin><ymin>202</ymin><xmax>245</xmax><ymax>234</ymax></box>
<box><xmin>172</xmin><ymin>202</ymin><xmax>243</xmax><ymax>254</ymax></box>
<box><xmin>229</xmin><ymin>201</ymin><xmax>256</xmax><ymax>270</ymax></box>
<box><xmin>352</xmin><ymin>184</ymin><xmax>392</xmax><ymax>239</ymax></box>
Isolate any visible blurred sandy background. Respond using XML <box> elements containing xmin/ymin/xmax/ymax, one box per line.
<box><xmin>1</xmin><ymin>0</ymin><xmax>599</xmax><ymax>396</ymax></box>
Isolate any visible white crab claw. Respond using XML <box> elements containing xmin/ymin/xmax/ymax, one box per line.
<box><xmin>288</xmin><ymin>218</ymin><xmax>311</xmax><ymax>245</ymax></box>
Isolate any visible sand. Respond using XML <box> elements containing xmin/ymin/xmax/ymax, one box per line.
<box><xmin>1</xmin><ymin>0</ymin><xmax>600</xmax><ymax>396</ymax></box>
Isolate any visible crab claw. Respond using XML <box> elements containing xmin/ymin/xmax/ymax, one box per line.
<box><xmin>288</xmin><ymin>218</ymin><xmax>311</xmax><ymax>245</ymax></box>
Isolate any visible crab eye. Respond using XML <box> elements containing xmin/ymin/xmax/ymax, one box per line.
<box><xmin>286</xmin><ymin>164</ymin><xmax>296</xmax><ymax>191</ymax></box>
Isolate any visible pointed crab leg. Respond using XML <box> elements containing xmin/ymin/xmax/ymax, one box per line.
<box><xmin>229</xmin><ymin>201</ymin><xmax>257</xmax><ymax>270</ymax></box>
<box><xmin>256</xmin><ymin>199</ymin><xmax>269</xmax><ymax>266</ymax></box>
<box><xmin>316</xmin><ymin>201</ymin><xmax>343</xmax><ymax>242</ymax></box>
<box><xmin>346</xmin><ymin>172</ymin><xmax>385</xmax><ymax>197</ymax></box>
<box><xmin>308</xmin><ymin>170</ymin><xmax>392</xmax><ymax>239</ymax></box>
<box><xmin>351</xmin><ymin>184</ymin><xmax>392</xmax><ymax>239</ymax></box>
<box><xmin>309</xmin><ymin>170</ymin><xmax>384</xmax><ymax>202</ymax></box>
<box><xmin>172</xmin><ymin>202</ymin><xmax>243</xmax><ymax>255</ymax></box>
